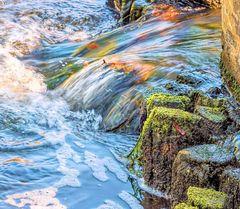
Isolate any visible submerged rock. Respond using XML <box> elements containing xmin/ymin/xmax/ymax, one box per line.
<box><xmin>171</xmin><ymin>144</ymin><xmax>236</xmax><ymax>204</ymax></box>
<box><xmin>220</xmin><ymin>168</ymin><xmax>240</xmax><ymax>209</ymax></box>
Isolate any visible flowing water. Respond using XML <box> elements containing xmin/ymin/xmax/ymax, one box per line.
<box><xmin>0</xmin><ymin>1</ymin><xmax>223</xmax><ymax>208</ymax></box>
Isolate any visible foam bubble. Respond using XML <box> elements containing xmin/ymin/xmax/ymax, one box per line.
<box><xmin>95</xmin><ymin>200</ymin><xmax>124</xmax><ymax>209</ymax></box>
<box><xmin>55</xmin><ymin>143</ymin><xmax>81</xmax><ymax>188</ymax></box>
<box><xmin>84</xmin><ymin>151</ymin><xmax>128</xmax><ymax>182</ymax></box>
<box><xmin>5</xmin><ymin>187</ymin><xmax>66</xmax><ymax>209</ymax></box>
<box><xmin>84</xmin><ymin>151</ymin><xmax>108</xmax><ymax>182</ymax></box>
<box><xmin>104</xmin><ymin>157</ymin><xmax>128</xmax><ymax>183</ymax></box>
<box><xmin>119</xmin><ymin>191</ymin><xmax>143</xmax><ymax>209</ymax></box>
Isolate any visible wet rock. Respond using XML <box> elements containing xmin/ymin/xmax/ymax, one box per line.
<box><xmin>194</xmin><ymin>106</ymin><xmax>227</xmax><ymax>124</ymax></box>
<box><xmin>187</xmin><ymin>187</ymin><xmax>227</xmax><ymax>209</ymax></box>
<box><xmin>171</xmin><ymin>144</ymin><xmax>236</xmax><ymax>205</ymax></box>
<box><xmin>142</xmin><ymin>193</ymin><xmax>170</xmax><ymax>209</ymax></box>
<box><xmin>176</xmin><ymin>74</ymin><xmax>203</xmax><ymax>87</ymax></box>
<box><xmin>189</xmin><ymin>91</ymin><xmax>227</xmax><ymax>110</ymax></box>
<box><xmin>108</xmin><ymin>0</ymin><xmax>149</xmax><ymax>24</ymax></box>
<box><xmin>146</xmin><ymin>93</ymin><xmax>191</xmax><ymax>114</ymax></box>
<box><xmin>174</xmin><ymin>202</ymin><xmax>198</xmax><ymax>209</ymax></box>
<box><xmin>172</xmin><ymin>0</ymin><xmax>221</xmax><ymax>8</ymax></box>
<box><xmin>129</xmin><ymin>105</ymin><xmax>211</xmax><ymax>194</ymax></box>
<box><xmin>219</xmin><ymin>168</ymin><xmax>240</xmax><ymax>209</ymax></box>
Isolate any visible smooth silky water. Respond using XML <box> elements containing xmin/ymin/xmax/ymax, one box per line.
<box><xmin>0</xmin><ymin>1</ymin><xmax>222</xmax><ymax>208</ymax></box>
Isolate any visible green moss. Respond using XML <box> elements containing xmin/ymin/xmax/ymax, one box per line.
<box><xmin>128</xmin><ymin>107</ymin><xmax>201</xmax><ymax>173</ymax></box>
<box><xmin>195</xmin><ymin>106</ymin><xmax>227</xmax><ymax>124</ymax></box>
<box><xmin>220</xmin><ymin>58</ymin><xmax>240</xmax><ymax>102</ymax></box>
<box><xmin>174</xmin><ymin>203</ymin><xmax>198</xmax><ymax>209</ymax></box>
<box><xmin>190</xmin><ymin>90</ymin><xmax>227</xmax><ymax>109</ymax></box>
<box><xmin>146</xmin><ymin>93</ymin><xmax>191</xmax><ymax>114</ymax></box>
<box><xmin>187</xmin><ymin>187</ymin><xmax>227</xmax><ymax>209</ymax></box>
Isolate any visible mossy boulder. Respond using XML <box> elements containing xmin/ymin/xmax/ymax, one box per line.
<box><xmin>220</xmin><ymin>168</ymin><xmax>240</xmax><ymax>209</ymax></box>
<box><xmin>194</xmin><ymin>106</ymin><xmax>227</xmax><ymax>124</ymax></box>
<box><xmin>174</xmin><ymin>203</ymin><xmax>198</xmax><ymax>209</ymax></box>
<box><xmin>171</xmin><ymin>144</ymin><xmax>236</xmax><ymax>205</ymax></box>
<box><xmin>220</xmin><ymin>60</ymin><xmax>240</xmax><ymax>102</ymax></box>
<box><xmin>190</xmin><ymin>91</ymin><xmax>227</xmax><ymax>110</ymax></box>
<box><xmin>147</xmin><ymin>93</ymin><xmax>191</xmax><ymax>114</ymax></box>
<box><xmin>187</xmin><ymin>187</ymin><xmax>227</xmax><ymax>209</ymax></box>
<box><xmin>129</xmin><ymin>106</ymin><xmax>213</xmax><ymax>193</ymax></box>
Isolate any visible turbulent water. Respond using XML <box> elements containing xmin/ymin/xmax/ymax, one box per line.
<box><xmin>0</xmin><ymin>0</ymin><xmax>223</xmax><ymax>208</ymax></box>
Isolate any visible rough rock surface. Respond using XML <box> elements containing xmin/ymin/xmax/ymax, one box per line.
<box><xmin>129</xmin><ymin>102</ymin><xmax>212</xmax><ymax>193</ymax></box>
<box><xmin>171</xmin><ymin>144</ymin><xmax>236</xmax><ymax>205</ymax></box>
<box><xmin>221</xmin><ymin>0</ymin><xmax>240</xmax><ymax>100</ymax></box>
<box><xmin>171</xmin><ymin>0</ymin><xmax>221</xmax><ymax>8</ymax></box>
<box><xmin>220</xmin><ymin>168</ymin><xmax>240</xmax><ymax>209</ymax></box>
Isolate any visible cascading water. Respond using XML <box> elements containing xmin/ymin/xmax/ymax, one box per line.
<box><xmin>0</xmin><ymin>0</ymin><xmax>224</xmax><ymax>208</ymax></box>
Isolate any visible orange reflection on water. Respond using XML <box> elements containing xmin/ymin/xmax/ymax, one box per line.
<box><xmin>105</xmin><ymin>58</ymin><xmax>155</xmax><ymax>84</ymax></box>
<box><xmin>152</xmin><ymin>4</ymin><xmax>180</xmax><ymax>21</ymax></box>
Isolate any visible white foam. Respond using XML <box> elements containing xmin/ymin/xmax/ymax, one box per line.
<box><xmin>119</xmin><ymin>191</ymin><xmax>143</xmax><ymax>209</ymax></box>
<box><xmin>0</xmin><ymin>49</ymin><xmax>46</xmax><ymax>97</ymax></box>
<box><xmin>5</xmin><ymin>187</ymin><xmax>66</xmax><ymax>209</ymax></box>
<box><xmin>95</xmin><ymin>200</ymin><xmax>124</xmax><ymax>209</ymax></box>
<box><xmin>84</xmin><ymin>151</ymin><xmax>109</xmax><ymax>182</ymax></box>
<box><xmin>104</xmin><ymin>157</ymin><xmax>128</xmax><ymax>183</ymax></box>
<box><xmin>55</xmin><ymin>143</ymin><xmax>81</xmax><ymax>188</ymax></box>
<box><xmin>84</xmin><ymin>151</ymin><xmax>128</xmax><ymax>182</ymax></box>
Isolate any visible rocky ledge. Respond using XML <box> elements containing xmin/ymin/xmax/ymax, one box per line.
<box><xmin>128</xmin><ymin>92</ymin><xmax>240</xmax><ymax>208</ymax></box>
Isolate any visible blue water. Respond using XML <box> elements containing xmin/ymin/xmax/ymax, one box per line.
<box><xmin>0</xmin><ymin>0</ymin><xmax>222</xmax><ymax>208</ymax></box>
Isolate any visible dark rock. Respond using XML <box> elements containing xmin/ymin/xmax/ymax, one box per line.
<box><xmin>220</xmin><ymin>168</ymin><xmax>240</xmax><ymax>209</ymax></box>
<box><xmin>129</xmin><ymin>105</ymin><xmax>211</xmax><ymax>194</ymax></box>
<box><xmin>171</xmin><ymin>144</ymin><xmax>236</xmax><ymax>205</ymax></box>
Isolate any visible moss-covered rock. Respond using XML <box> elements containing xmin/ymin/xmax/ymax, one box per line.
<box><xmin>220</xmin><ymin>59</ymin><xmax>240</xmax><ymax>102</ymax></box>
<box><xmin>220</xmin><ymin>168</ymin><xmax>240</xmax><ymax>209</ymax></box>
<box><xmin>174</xmin><ymin>202</ymin><xmax>198</xmax><ymax>209</ymax></box>
<box><xmin>194</xmin><ymin>106</ymin><xmax>227</xmax><ymax>124</ymax></box>
<box><xmin>129</xmin><ymin>106</ymin><xmax>214</xmax><ymax>193</ymax></box>
<box><xmin>190</xmin><ymin>91</ymin><xmax>227</xmax><ymax>110</ymax></box>
<box><xmin>187</xmin><ymin>187</ymin><xmax>227</xmax><ymax>209</ymax></box>
<box><xmin>171</xmin><ymin>144</ymin><xmax>236</xmax><ymax>205</ymax></box>
<box><xmin>146</xmin><ymin>93</ymin><xmax>191</xmax><ymax>114</ymax></box>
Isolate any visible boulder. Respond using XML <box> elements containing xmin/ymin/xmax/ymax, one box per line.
<box><xmin>171</xmin><ymin>144</ymin><xmax>236</xmax><ymax>204</ymax></box>
<box><xmin>146</xmin><ymin>93</ymin><xmax>191</xmax><ymax>114</ymax></box>
<box><xmin>129</xmin><ymin>105</ymin><xmax>209</xmax><ymax>194</ymax></box>
<box><xmin>220</xmin><ymin>168</ymin><xmax>240</xmax><ymax>209</ymax></box>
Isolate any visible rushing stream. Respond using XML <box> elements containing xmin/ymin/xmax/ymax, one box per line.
<box><xmin>0</xmin><ymin>0</ymin><xmax>223</xmax><ymax>208</ymax></box>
